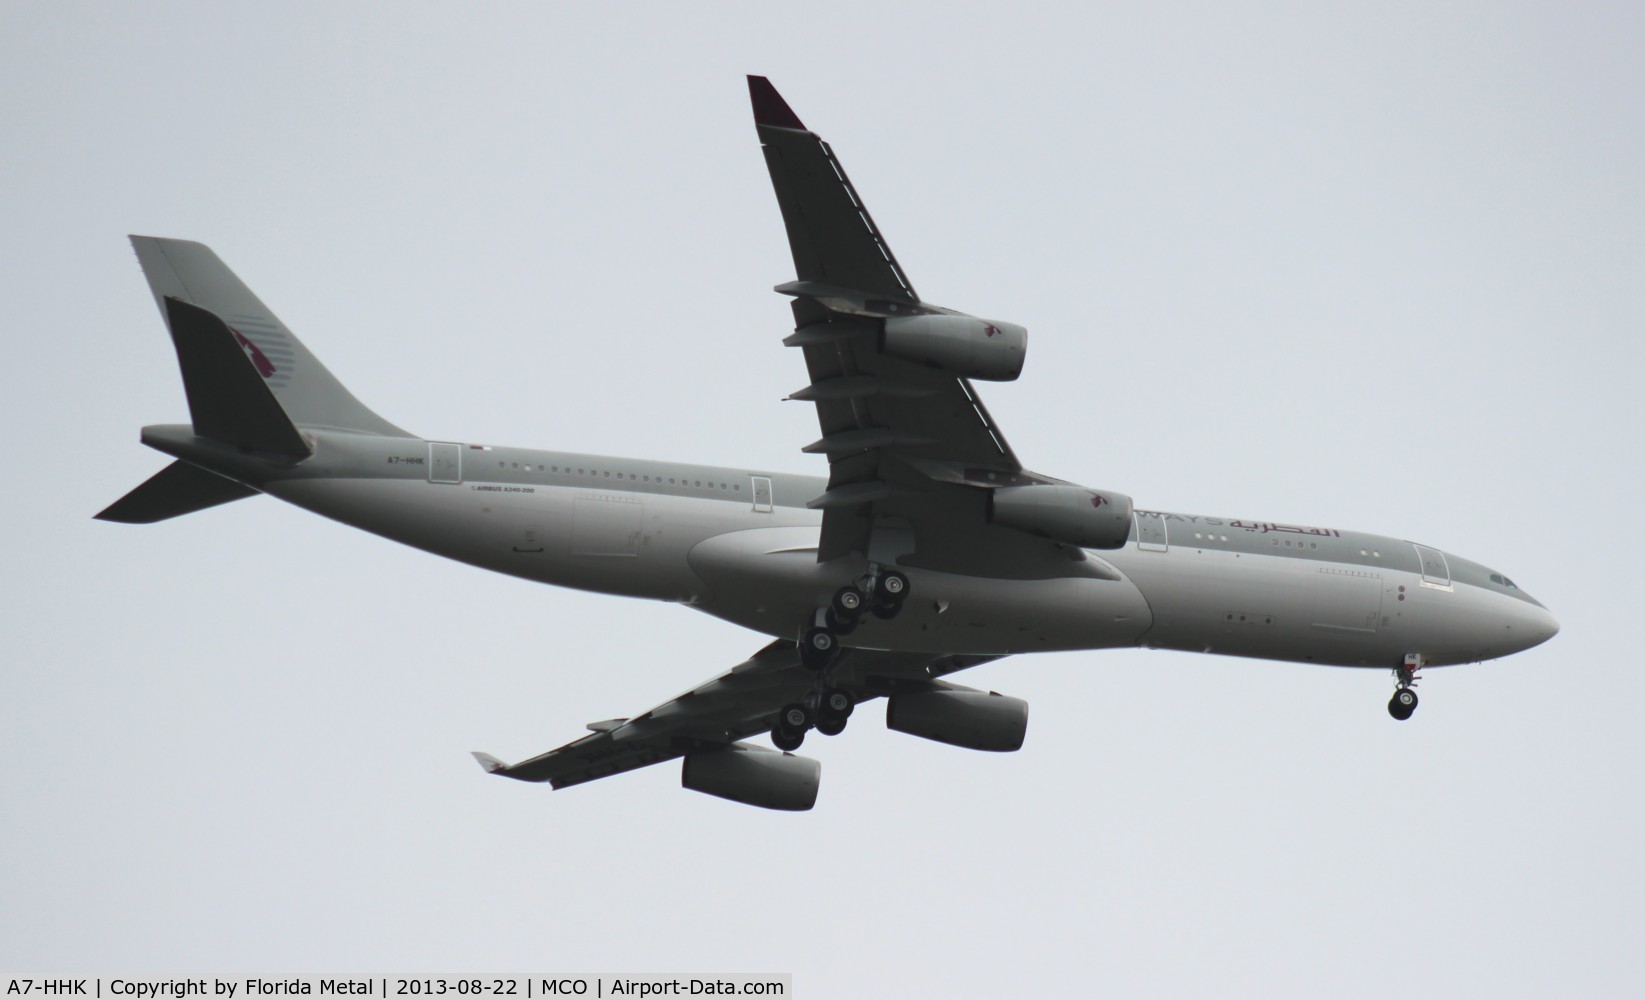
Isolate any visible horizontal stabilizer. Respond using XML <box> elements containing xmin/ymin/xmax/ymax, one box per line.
<box><xmin>95</xmin><ymin>460</ymin><xmax>259</xmax><ymax>524</ymax></box>
<box><xmin>165</xmin><ymin>296</ymin><xmax>311</xmax><ymax>457</ymax></box>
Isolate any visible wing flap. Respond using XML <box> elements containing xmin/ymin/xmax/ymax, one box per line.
<box><xmin>487</xmin><ymin>735</ymin><xmax>681</xmax><ymax>789</ymax></box>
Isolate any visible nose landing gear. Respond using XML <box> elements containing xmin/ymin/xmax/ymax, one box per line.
<box><xmin>1388</xmin><ymin>654</ymin><xmax>1423</xmax><ymax>721</ymax></box>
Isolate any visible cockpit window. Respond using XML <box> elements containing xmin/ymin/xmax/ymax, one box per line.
<box><xmin>1489</xmin><ymin>573</ymin><xmax>1520</xmax><ymax>590</ymax></box>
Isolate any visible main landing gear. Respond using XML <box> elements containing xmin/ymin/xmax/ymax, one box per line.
<box><xmin>797</xmin><ymin>570</ymin><xmax>909</xmax><ymax>672</ymax></box>
<box><xmin>771</xmin><ymin>688</ymin><xmax>855</xmax><ymax>750</ymax></box>
<box><xmin>771</xmin><ymin>569</ymin><xmax>907</xmax><ymax>750</ymax></box>
<box><xmin>1388</xmin><ymin>654</ymin><xmax>1423</xmax><ymax>721</ymax></box>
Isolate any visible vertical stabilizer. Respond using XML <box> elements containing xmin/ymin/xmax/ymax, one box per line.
<box><xmin>163</xmin><ymin>296</ymin><xmax>312</xmax><ymax>457</ymax></box>
<box><xmin>130</xmin><ymin>236</ymin><xmax>410</xmax><ymax>437</ymax></box>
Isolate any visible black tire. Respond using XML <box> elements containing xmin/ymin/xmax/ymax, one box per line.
<box><xmin>780</xmin><ymin>702</ymin><xmax>812</xmax><ymax>731</ymax></box>
<box><xmin>879</xmin><ymin>571</ymin><xmax>909</xmax><ymax>600</ymax></box>
<box><xmin>821</xmin><ymin>688</ymin><xmax>854</xmax><ymax>719</ymax></box>
<box><xmin>832</xmin><ymin>586</ymin><xmax>865</xmax><ymax>621</ymax></box>
<box><xmin>801</xmin><ymin>627</ymin><xmax>837</xmax><ymax>670</ymax></box>
<box><xmin>870</xmin><ymin>597</ymin><xmax>902</xmax><ymax>620</ymax></box>
<box><xmin>826</xmin><ymin>607</ymin><xmax>858</xmax><ymax>636</ymax></box>
<box><xmin>815</xmin><ymin>716</ymin><xmax>847</xmax><ymax>737</ymax></box>
<box><xmin>1394</xmin><ymin>688</ymin><xmax>1418</xmax><ymax>711</ymax></box>
<box><xmin>772</xmin><ymin>726</ymin><xmax>804</xmax><ymax>752</ymax></box>
<box><xmin>806</xmin><ymin>628</ymin><xmax>835</xmax><ymax>654</ymax></box>
<box><xmin>1387</xmin><ymin>693</ymin><xmax>1415</xmax><ymax>721</ymax></box>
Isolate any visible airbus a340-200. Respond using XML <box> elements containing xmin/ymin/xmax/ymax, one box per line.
<box><xmin>98</xmin><ymin>78</ymin><xmax>1558</xmax><ymax>810</ymax></box>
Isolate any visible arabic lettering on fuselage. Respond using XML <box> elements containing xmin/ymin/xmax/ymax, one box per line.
<box><xmin>1134</xmin><ymin>511</ymin><xmax>1342</xmax><ymax>538</ymax></box>
<box><xmin>1229</xmin><ymin>520</ymin><xmax>1342</xmax><ymax>538</ymax></box>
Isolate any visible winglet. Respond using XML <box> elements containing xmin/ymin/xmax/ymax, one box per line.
<box><xmin>470</xmin><ymin>751</ymin><xmax>508</xmax><ymax>774</ymax></box>
<box><xmin>748</xmin><ymin>76</ymin><xmax>806</xmax><ymax>131</ymax></box>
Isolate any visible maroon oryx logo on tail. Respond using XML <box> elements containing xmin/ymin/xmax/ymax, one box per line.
<box><xmin>230</xmin><ymin>328</ymin><xmax>278</xmax><ymax>379</ymax></box>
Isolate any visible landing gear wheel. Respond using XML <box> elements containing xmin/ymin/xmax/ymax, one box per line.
<box><xmin>800</xmin><ymin>627</ymin><xmax>838</xmax><ymax>670</ymax></box>
<box><xmin>1388</xmin><ymin>687</ymin><xmax>1418</xmax><ymax>721</ymax></box>
<box><xmin>774</xmin><ymin>700</ymin><xmax>811</xmax><ymax>750</ymax></box>
<box><xmin>820</xmin><ymin>688</ymin><xmax>854</xmax><ymax>719</ymax></box>
<box><xmin>813</xmin><ymin>688</ymin><xmax>853</xmax><ymax>736</ymax></box>
<box><xmin>779</xmin><ymin>702</ymin><xmax>812</xmax><ymax>732</ymax></box>
<box><xmin>832</xmin><ymin>586</ymin><xmax>865</xmax><ymax>622</ymax></box>
<box><xmin>870</xmin><ymin>572</ymin><xmax>909</xmax><ymax>620</ymax></box>
<box><xmin>826</xmin><ymin>607</ymin><xmax>858</xmax><ymax>636</ymax></box>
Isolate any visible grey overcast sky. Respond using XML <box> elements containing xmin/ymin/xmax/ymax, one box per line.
<box><xmin>3</xmin><ymin>2</ymin><xmax>1641</xmax><ymax>995</ymax></box>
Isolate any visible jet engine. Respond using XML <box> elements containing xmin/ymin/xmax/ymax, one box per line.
<box><xmin>882</xmin><ymin>314</ymin><xmax>1027</xmax><ymax>381</ymax></box>
<box><xmin>886</xmin><ymin>684</ymin><xmax>1028</xmax><ymax>752</ymax></box>
<box><xmin>681</xmin><ymin>743</ymin><xmax>820</xmax><ymax>811</ymax></box>
<box><xmin>988</xmin><ymin>483</ymin><xmax>1134</xmax><ymax>550</ymax></box>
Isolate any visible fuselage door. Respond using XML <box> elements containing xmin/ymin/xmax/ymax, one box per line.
<box><xmin>1136</xmin><ymin>511</ymin><xmax>1169</xmax><ymax>552</ymax></box>
<box><xmin>751</xmin><ymin>476</ymin><xmax>774</xmax><ymax>513</ymax></box>
<box><xmin>1413</xmin><ymin>543</ymin><xmax>1450</xmax><ymax>587</ymax></box>
<box><xmin>428</xmin><ymin>442</ymin><xmax>461</xmax><ymax>484</ymax></box>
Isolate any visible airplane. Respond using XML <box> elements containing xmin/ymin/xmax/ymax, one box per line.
<box><xmin>97</xmin><ymin>76</ymin><xmax>1558</xmax><ymax>810</ymax></box>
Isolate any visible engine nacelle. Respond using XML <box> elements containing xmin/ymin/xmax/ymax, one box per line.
<box><xmin>886</xmin><ymin>685</ymin><xmax>1028</xmax><ymax>752</ymax></box>
<box><xmin>681</xmin><ymin>743</ymin><xmax>819</xmax><ymax>810</ymax></box>
<box><xmin>882</xmin><ymin>314</ymin><xmax>1027</xmax><ymax>381</ymax></box>
<box><xmin>988</xmin><ymin>484</ymin><xmax>1134</xmax><ymax>550</ymax></box>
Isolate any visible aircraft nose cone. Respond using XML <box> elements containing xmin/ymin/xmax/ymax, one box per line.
<box><xmin>1535</xmin><ymin>606</ymin><xmax>1560</xmax><ymax>643</ymax></box>
<box><xmin>1507</xmin><ymin>602</ymin><xmax>1560</xmax><ymax>654</ymax></box>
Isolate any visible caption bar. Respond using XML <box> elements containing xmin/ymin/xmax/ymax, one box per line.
<box><xmin>2</xmin><ymin>979</ymin><xmax>789</xmax><ymax>999</ymax></box>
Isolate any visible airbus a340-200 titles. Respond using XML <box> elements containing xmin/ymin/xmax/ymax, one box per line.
<box><xmin>99</xmin><ymin>77</ymin><xmax>1558</xmax><ymax>809</ymax></box>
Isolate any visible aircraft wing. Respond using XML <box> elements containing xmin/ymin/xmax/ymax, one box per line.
<box><xmin>473</xmin><ymin>639</ymin><xmax>999</xmax><ymax>805</ymax></box>
<box><xmin>749</xmin><ymin>77</ymin><xmax>1032</xmax><ymax>562</ymax></box>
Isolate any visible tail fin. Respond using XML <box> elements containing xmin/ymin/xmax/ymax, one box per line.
<box><xmin>94</xmin><ymin>460</ymin><xmax>258</xmax><ymax>523</ymax></box>
<box><xmin>130</xmin><ymin>236</ymin><xmax>409</xmax><ymax>437</ymax></box>
<box><xmin>164</xmin><ymin>296</ymin><xmax>311</xmax><ymax>457</ymax></box>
